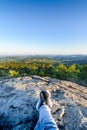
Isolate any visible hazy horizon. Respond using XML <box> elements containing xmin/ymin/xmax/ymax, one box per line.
<box><xmin>0</xmin><ymin>54</ymin><xmax>87</xmax><ymax>57</ymax></box>
<box><xmin>0</xmin><ymin>0</ymin><xmax>87</xmax><ymax>55</ymax></box>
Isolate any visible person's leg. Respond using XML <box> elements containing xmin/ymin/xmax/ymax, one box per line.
<box><xmin>39</xmin><ymin>105</ymin><xmax>59</xmax><ymax>130</ymax></box>
<box><xmin>34</xmin><ymin>90</ymin><xmax>59</xmax><ymax>130</ymax></box>
<box><xmin>35</xmin><ymin>104</ymin><xmax>59</xmax><ymax>130</ymax></box>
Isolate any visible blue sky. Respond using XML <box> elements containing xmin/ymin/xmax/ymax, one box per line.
<box><xmin>0</xmin><ymin>0</ymin><xmax>87</xmax><ymax>55</ymax></box>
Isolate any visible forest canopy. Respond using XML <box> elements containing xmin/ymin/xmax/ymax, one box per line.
<box><xmin>0</xmin><ymin>59</ymin><xmax>87</xmax><ymax>86</ymax></box>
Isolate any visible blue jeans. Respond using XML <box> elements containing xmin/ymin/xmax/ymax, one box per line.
<box><xmin>34</xmin><ymin>105</ymin><xmax>59</xmax><ymax>130</ymax></box>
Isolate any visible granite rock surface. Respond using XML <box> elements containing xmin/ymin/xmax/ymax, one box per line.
<box><xmin>0</xmin><ymin>76</ymin><xmax>87</xmax><ymax>130</ymax></box>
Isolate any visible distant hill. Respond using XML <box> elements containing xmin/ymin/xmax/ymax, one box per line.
<box><xmin>0</xmin><ymin>55</ymin><xmax>87</xmax><ymax>65</ymax></box>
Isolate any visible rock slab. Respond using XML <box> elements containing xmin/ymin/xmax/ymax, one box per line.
<box><xmin>0</xmin><ymin>76</ymin><xmax>87</xmax><ymax>130</ymax></box>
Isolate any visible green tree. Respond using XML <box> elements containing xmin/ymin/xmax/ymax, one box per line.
<box><xmin>39</xmin><ymin>71</ymin><xmax>45</xmax><ymax>76</ymax></box>
<box><xmin>9</xmin><ymin>70</ymin><xmax>19</xmax><ymax>77</ymax></box>
<box><xmin>78</xmin><ymin>65</ymin><xmax>87</xmax><ymax>85</ymax></box>
<box><xmin>67</xmin><ymin>64</ymin><xmax>79</xmax><ymax>82</ymax></box>
<box><xmin>55</xmin><ymin>64</ymin><xmax>67</xmax><ymax>80</ymax></box>
<box><xmin>0</xmin><ymin>69</ymin><xmax>7</xmax><ymax>76</ymax></box>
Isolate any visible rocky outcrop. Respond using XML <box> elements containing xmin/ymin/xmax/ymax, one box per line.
<box><xmin>0</xmin><ymin>76</ymin><xmax>87</xmax><ymax>130</ymax></box>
